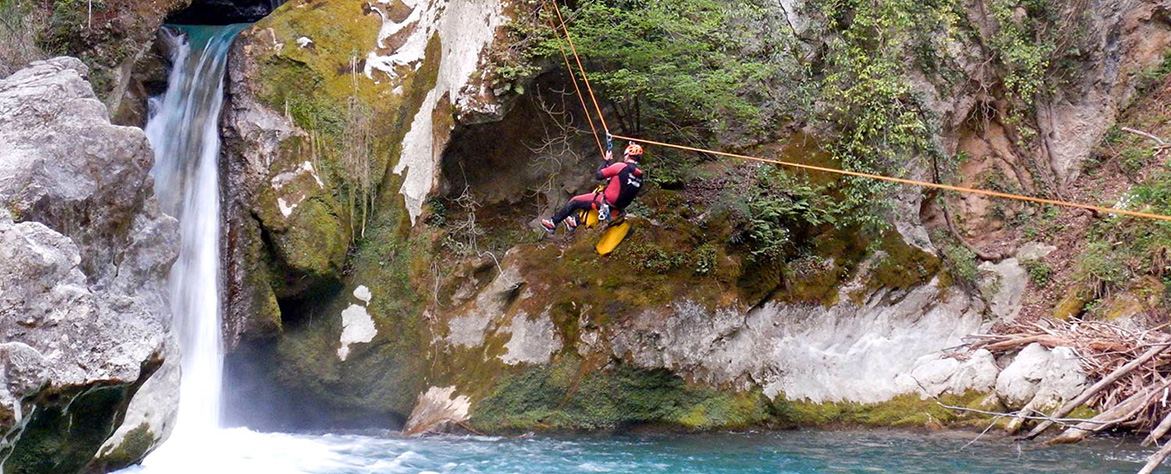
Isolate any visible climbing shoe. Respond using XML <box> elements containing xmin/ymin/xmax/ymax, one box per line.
<box><xmin>541</xmin><ymin>219</ymin><xmax>556</xmax><ymax>233</ymax></box>
<box><xmin>565</xmin><ymin>215</ymin><xmax>579</xmax><ymax>231</ymax></box>
<box><xmin>598</xmin><ymin>203</ymin><xmax>611</xmax><ymax>221</ymax></box>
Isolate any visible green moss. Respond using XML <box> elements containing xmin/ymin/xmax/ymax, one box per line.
<box><xmin>90</xmin><ymin>423</ymin><xmax>155</xmax><ymax>472</ymax></box>
<box><xmin>471</xmin><ymin>356</ymin><xmax>773</xmax><ymax>432</ymax></box>
<box><xmin>228</xmin><ymin>4</ymin><xmax>455</xmax><ymax>425</ymax></box>
<box><xmin>867</xmin><ymin>230</ymin><xmax>941</xmax><ymax>292</ymax></box>
<box><xmin>2</xmin><ymin>384</ymin><xmax>131</xmax><ymax>474</ymax></box>
<box><xmin>775</xmin><ymin>391</ymin><xmax>993</xmax><ymax>429</ymax></box>
<box><xmin>273</xmin><ymin>196</ymin><xmax>349</xmax><ymax>280</ymax></box>
<box><xmin>1066</xmin><ymin>405</ymin><xmax>1099</xmax><ymax>421</ymax></box>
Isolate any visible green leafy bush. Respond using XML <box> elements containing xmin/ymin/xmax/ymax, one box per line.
<box><xmin>1022</xmin><ymin>258</ymin><xmax>1052</xmax><ymax>287</ymax></box>
<box><xmin>940</xmin><ymin>239</ymin><xmax>979</xmax><ymax>287</ymax></box>
<box><xmin>734</xmin><ymin>168</ymin><xmax>845</xmax><ymax>262</ymax></box>
<box><xmin>1075</xmin><ymin>241</ymin><xmax>1131</xmax><ymax>298</ymax></box>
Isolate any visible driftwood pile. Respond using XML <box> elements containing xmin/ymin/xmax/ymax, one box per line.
<box><xmin>964</xmin><ymin>319</ymin><xmax>1171</xmax><ymax>474</ymax></box>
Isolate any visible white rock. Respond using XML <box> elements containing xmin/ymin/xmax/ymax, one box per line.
<box><xmin>978</xmin><ymin>258</ymin><xmax>1028</xmax><ymax>321</ymax></box>
<box><xmin>369</xmin><ymin>0</ymin><xmax>506</xmax><ymax>223</ymax></box>
<box><xmin>0</xmin><ymin>57</ymin><xmax>179</xmax><ymax>468</ymax></box>
<box><xmin>995</xmin><ymin>343</ymin><xmax>1050</xmax><ymax>410</ymax></box>
<box><xmin>354</xmin><ymin>285</ymin><xmax>372</xmax><ymax>304</ymax></box>
<box><xmin>338</xmin><ymin>304</ymin><xmax>377</xmax><ymax>361</ymax></box>
<box><xmin>500</xmin><ymin>312</ymin><xmax>560</xmax><ymax>365</ymax></box>
<box><xmin>1017</xmin><ymin>242</ymin><xmax>1057</xmax><ymax>261</ymax></box>
<box><xmin>610</xmin><ymin>277</ymin><xmax>986</xmax><ymax>404</ymax></box>
<box><xmin>446</xmin><ymin>263</ymin><xmax>521</xmax><ymax>348</ymax></box>
<box><xmin>402</xmin><ymin>386</ymin><xmax>471</xmax><ymax>435</ymax></box>
<box><xmin>995</xmin><ymin>343</ymin><xmax>1086</xmax><ymax>410</ymax></box>
<box><xmin>1032</xmin><ymin>346</ymin><xmax>1087</xmax><ymax>410</ymax></box>
<box><xmin>904</xmin><ymin>357</ymin><xmax>961</xmax><ymax>397</ymax></box>
<box><xmin>948</xmin><ymin>349</ymin><xmax>1000</xmax><ymax>394</ymax></box>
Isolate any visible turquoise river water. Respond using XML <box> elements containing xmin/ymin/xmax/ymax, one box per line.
<box><xmin>119</xmin><ymin>427</ymin><xmax>1154</xmax><ymax>474</ymax></box>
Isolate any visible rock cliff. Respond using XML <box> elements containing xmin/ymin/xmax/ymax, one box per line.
<box><xmin>0</xmin><ymin>58</ymin><xmax>179</xmax><ymax>473</ymax></box>
<box><xmin>217</xmin><ymin>0</ymin><xmax>1171</xmax><ymax>434</ymax></box>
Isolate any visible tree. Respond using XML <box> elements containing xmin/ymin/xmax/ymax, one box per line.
<box><xmin>547</xmin><ymin>0</ymin><xmax>799</xmax><ymax>142</ymax></box>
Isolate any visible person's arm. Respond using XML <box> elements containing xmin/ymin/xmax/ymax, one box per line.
<box><xmin>596</xmin><ymin>162</ymin><xmax>625</xmax><ymax>180</ymax></box>
<box><xmin>594</xmin><ymin>150</ymin><xmax>615</xmax><ymax>179</ymax></box>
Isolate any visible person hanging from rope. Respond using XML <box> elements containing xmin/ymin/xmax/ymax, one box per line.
<box><xmin>542</xmin><ymin>142</ymin><xmax>646</xmax><ymax>233</ymax></box>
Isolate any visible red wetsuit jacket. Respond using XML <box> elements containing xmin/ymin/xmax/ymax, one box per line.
<box><xmin>596</xmin><ymin>160</ymin><xmax>644</xmax><ymax>210</ymax></box>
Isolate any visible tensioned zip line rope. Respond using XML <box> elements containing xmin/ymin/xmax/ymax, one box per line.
<box><xmin>544</xmin><ymin>6</ymin><xmax>605</xmax><ymax>158</ymax></box>
<box><xmin>541</xmin><ymin>0</ymin><xmax>1171</xmax><ymax>222</ymax></box>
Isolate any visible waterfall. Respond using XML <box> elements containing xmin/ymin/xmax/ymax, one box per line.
<box><xmin>141</xmin><ymin>23</ymin><xmax>247</xmax><ymax>461</ymax></box>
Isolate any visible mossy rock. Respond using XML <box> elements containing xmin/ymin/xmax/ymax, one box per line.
<box><xmin>773</xmin><ymin>391</ymin><xmax>995</xmax><ymax>429</ymax></box>
<box><xmin>2</xmin><ymin>384</ymin><xmax>133</xmax><ymax>474</ymax></box>
<box><xmin>1053</xmin><ymin>286</ymin><xmax>1089</xmax><ymax>320</ymax></box>
<box><xmin>88</xmin><ymin>423</ymin><xmax>155</xmax><ymax>473</ymax></box>
<box><xmin>470</xmin><ymin>356</ymin><xmax>775</xmax><ymax>432</ymax></box>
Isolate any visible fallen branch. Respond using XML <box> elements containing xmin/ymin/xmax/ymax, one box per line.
<box><xmin>1139</xmin><ymin>438</ymin><xmax>1171</xmax><ymax>474</ymax></box>
<box><xmin>1023</xmin><ymin>340</ymin><xmax>1171</xmax><ymax>440</ymax></box>
<box><xmin>1146</xmin><ymin>411</ymin><xmax>1171</xmax><ymax>447</ymax></box>
<box><xmin>1047</xmin><ymin>380</ymin><xmax>1169</xmax><ymax>445</ymax></box>
<box><xmin>1122</xmin><ymin>127</ymin><xmax>1169</xmax><ymax>147</ymax></box>
<box><xmin>982</xmin><ymin>335</ymin><xmax>1070</xmax><ymax>352</ymax></box>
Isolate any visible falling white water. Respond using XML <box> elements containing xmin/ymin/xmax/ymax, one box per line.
<box><xmin>136</xmin><ymin>23</ymin><xmax>248</xmax><ymax>470</ymax></box>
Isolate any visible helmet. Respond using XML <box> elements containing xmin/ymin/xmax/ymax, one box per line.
<box><xmin>624</xmin><ymin>143</ymin><xmax>644</xmax><ymax>158</ymax></box>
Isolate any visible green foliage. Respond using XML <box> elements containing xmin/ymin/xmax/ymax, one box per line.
<box><xmin>987</xmin><ymin>0</ymin><xmax>1057</xmax><ymax>102</ymax></box>
<box><xmin>940</xmin><ymin>237</ymin><xmax>979</xmax><ymax>287</ymax></box>
<box><xmin>0</xmin><ymin>0</ymin><xmax>46</xmax><ymax>76</ymax></box>
<box><xmin>486</xmin><ymin>0</ymin><xmax>550</xmax><ymax>89</ymax></box>
<box><xmin>1120</xmin><ymin>146</ymin><xmax>1149</xmax><ymax>175</ymax></box>
<box><xmin>810</xmin><ymin>0</ymin><xmax>962</xmax><ymax>228</ymax></box>
<box><xmin>1075</xmin><ymin>241</ymin><xmax>1131</xmax><ymax>298</ymax></box>
<box><xmin>1022</xmin><ymin>258</ymin><xmax>1052</xmax><ymax>287</ymax></box>
<box><xmin>733</xmin><ymin>167</ymin><xmax>845</xmax><ymax>262</ymax></box>
<box><xmin>693</xmin><ymin>243</ymin><xmax>718</xmax><ymax>276</ymax></box>
<box><xmin>551</xmin><ymin>0</ymin><xmax>797</xmax><ymax>137</ymax></box>
<box><xmin>1076</xmin><ymin>171</ymin><xmax>1171</xmax><ymax>295</ymax></box>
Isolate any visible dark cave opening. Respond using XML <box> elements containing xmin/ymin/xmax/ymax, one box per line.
<box><xmin>166</xmin><ymin>0</ymin><xmax>287</xmax><ymax>25</ymax></box>
<box><xmin>437</xmin><ymin>70</ymin><xmax>603</xmax><ymax>229</ymax></box>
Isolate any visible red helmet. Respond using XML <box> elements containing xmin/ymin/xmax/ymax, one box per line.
<box><xmin>624</xmin><ymin>143</ymin><xmax>644</xmax><ymax>158</ymax></box>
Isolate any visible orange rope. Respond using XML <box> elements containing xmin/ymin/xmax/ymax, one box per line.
<box><xmin>545</xmin><ymin>2</ymin><xmax>1171</xmax><ymax>222</ymax></box>
<box><xmin>549</xmin><ymin>0</ymin><xmax>610</xmax><ymax>133</ymax></box>
<box><xmin>611</xmin><ymin>134</ymin><xmax>1171</xmax><ymax>222</ymax></box>
<box><xmin>542</xmin><ymin>3</ymin><xmax>605</xmax><ymax>159</ymax></box>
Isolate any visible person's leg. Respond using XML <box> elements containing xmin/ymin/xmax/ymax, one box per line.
<box><xmin>552</xmin><ymin>193</ymin><xmax>598</xmax><ymax>223</ymax></box>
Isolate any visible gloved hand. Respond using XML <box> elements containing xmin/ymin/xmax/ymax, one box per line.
<box><xmin>604</xmin><ymin>150</ymin><xmax>614</xmax><ymax>162</ymax></box>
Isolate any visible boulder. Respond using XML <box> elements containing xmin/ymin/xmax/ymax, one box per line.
<box><xmin>0</xmin><ymin>58</ymin><xmax>179</xmax><ymax>473</ymax></box>
<box><xmin>978</xmin><ymin>258</ymin><xmax>1028</xmax><ymax>321</ymax></box>
<box><xmin>995</xmin><ymin>343</ymin><xmax>1087</xmax><ymax>411</ymax></box>
<box><xmin>401</xmin><ymin>386</ymin><xmax>471</xmax><ymax>436</ymax></box>
<box><xmin>900</xmin><ymin>349</ymin><xmax>1000</xmax><ymax>398</ymax></box>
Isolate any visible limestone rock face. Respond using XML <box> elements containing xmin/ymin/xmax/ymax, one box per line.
<box><xmin>608</xmin><ymin>279</ymin><xmax>986</xmax><ymax>404</ymax></box>
<box><xmin>978</xmin><ymin>259</ymin><xmax>1028</xmax><ymax>321</ymax></box>
<box><xmin>995</xmin><ymin>343</ymin><xmax>1087</xmax><ymax>411</ymax></box>
<box><xmin>914</xmin><ymin>0</ymin><xmax>1171</xmax><ymax>240</ymax></box>
<box><xmin>219</xmin><ymin>0</ymin><xmax>515</xmax><ymax>429</ymax></box>
<box><xmin>0</xmin><ymin>58</ymin><xmax>179</xmax><ymax>474</ymax></box>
